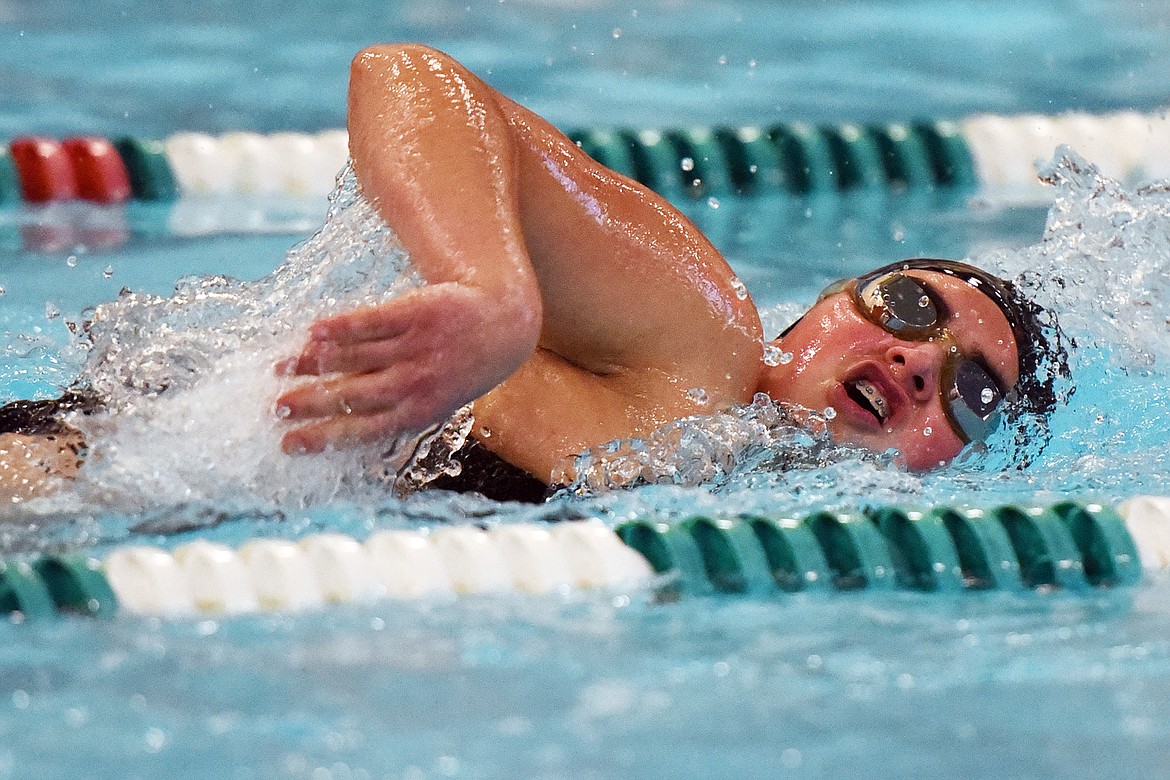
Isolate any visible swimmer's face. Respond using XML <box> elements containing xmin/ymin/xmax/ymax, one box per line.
<box><xmin>758</xmin><ymin>269</ymin><xmax>1020</xmax><ymax>470</ymax></box>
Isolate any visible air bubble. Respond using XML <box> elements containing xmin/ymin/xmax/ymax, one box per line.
<box><xmin>103</xmin><ymin>265</ymin><xmax>114</xmax><ymax>279</ymax></box>
<box><xmin>66</xmin><ymin>255</ymin><xmax>79</xmax><ymax>268</ymax></box>
<box><xmin>823</xmin><ymin>407</ymin><xmax>837</xmax><ymax>420</ymax></box>
<box><xmin>687</xmin><ymin>387</ymin><xmax>710</xmax><ymax>405</ymax></box>
<box><xmin>762</xmin><ymin>344</ymin><xmax>783</xmax><ymax>366</ymax></box>
<box><xmin>918</xmin><ymin>295</ymin><xmax>930</xmax><ymax>308</ymax></box>
<box><xmin>981</xmin><ymin>387</ymin><xmax>995</xmax><ymax>404</ymax></box>
<box><xmin>44</xmin><ymin>302</ymin><xmax>60</xmax><ymax>321</ymax></box>
<box><xmin>612</xmin><ymin>27</ymin><xmax>622</xmax><ymax>38</ymax></box>
<box><xmin>707</xmin><ymin>197</ymin><xmax>720</xmax><ymax>209</ymax></box>
<box><xmin>779</xmin><ymin>351</ymin><xmax>793</xmax><ymax>365</ymax></box>
<box><xmin>923</xmin><ymin>426</ymin><xmax>932</xmax><ymax>436</ymax></box>
<box><xmin>680</xmin><ymin>157</ymin><xmax>695</xmax><ymax>172</ymax></box>
<box><xmin>730</xmin><ymin>277</ymin><xmax>748</xmax><ymax>300</ymax></box>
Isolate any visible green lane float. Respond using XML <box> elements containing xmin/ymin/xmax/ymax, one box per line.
<box><xmin>866</xmin><ymin>507</ymin><xmax>965</xmax><ymax>592</ymax></box>
<box><xmin>0</xmin><ymin>500</ymin><xmax>1163</xmax><ymax>622</ymax></box>
<box><xmin>746</xmin><ymin>515</ymin><xmax>832</xmax><ymax>592</ymax></box>
<box><xmin>114</xmin><ymin>136</ymin><xmax>178</xmax><ymax>202</ymax></box>
<box><xmin>1051</xmin><ymin>501</ymin><xmax>1142</xmax><ymax>587</ymax></box>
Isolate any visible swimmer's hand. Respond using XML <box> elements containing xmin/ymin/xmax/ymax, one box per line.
<box><xmin>275</xmin><ymin>283</ymin><xmax>540</xmax><ymax>453</ymax></box>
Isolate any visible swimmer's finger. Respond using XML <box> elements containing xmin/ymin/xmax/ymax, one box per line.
<box><xmin>276</xmin><ymin>364</ymin><xmax>423</xmax><ymax>420</ymax></box>
<box><xmin>281</xmin><ymin>410</ymin><xmax>402</xmax><ymax>454</ymax></box>
<box><xmin>286</xmin><ymin>337</ymin><xmax>410</xmax><ymax>377</ymax></box>
<box><xmin>308</xmin><ymin>301</ymin><xmax>414</xmax><ymax>345</ymax></box>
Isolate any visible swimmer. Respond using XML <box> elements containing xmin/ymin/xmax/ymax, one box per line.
<box><xmin>0</xmin><ymin>44</ymin><xmax>1061</xmax><ymax>504</ymax></box>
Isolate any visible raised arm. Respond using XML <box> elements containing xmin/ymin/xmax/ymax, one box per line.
<box><xmin>278</xmin><ymin>45</ymin><xmax>765</xmax><ymax>481</ymax></box>
<box><xmin>277</xmin><ymin>45</ymin><xmax>544</xmax><ymax>453</ymax></box>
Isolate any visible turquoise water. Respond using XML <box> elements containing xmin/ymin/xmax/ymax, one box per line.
<box><xmin>2</xmin><ymin>1</ymin><xmax>1170</xmax><ymax>778</ymax></box>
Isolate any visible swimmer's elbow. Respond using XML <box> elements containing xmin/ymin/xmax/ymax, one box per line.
<box><xmin>495</xmin><ymin>277</ymin><xmax>544</xmax><ymax>355</ymax></box>
<box><xmin>351</xmin><ymin>43</ymin><xmax>454</xmax><ymax>83</ymax></box>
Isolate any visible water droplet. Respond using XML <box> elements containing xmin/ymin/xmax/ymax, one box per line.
<box><xmin>779</xmin><ymin>351</ymin><xmax>793</xmax><ymax>365</ymax></box>
<box><xmin>44</xmin><ymin>302</ymin><xmax>60</xmax><ymax>320</ymax></box>
<box><xmin>103</xmin><ymin>265</ymin><xmax>114</xmax><ymax>279</ymax></box>
<box><xmin>66</xmin><ymin>255</ymin><xmax>79</xmax><ymax>268</ymax></box>
<box><xmin>680</xmin><ymin>157</ymin><xmax>695</xmax><ymax>172</ymax></box>
<box><xmin>923</xmin><ymin>426</ymin><xmax>932</xmax><ymax>436</ymax></box>
<box><xmin>823</xmin><ymin>406</ymin><xmax>837</xmax><ymax>420</ymax></box>
<box><xmin>144</xmin><ymin>727</ymin><xmax>166</xmax><ymax>753</ymax></box>
<box><xmin>730</xmin><ymin>277</ymin><xmax>747</xmax><ymax>299</ymax></box>
<box><xmin>480</xmin><ymin>427</ymin><xmax>492</xmax><ymax>438</ymax></box>
<box><xmin>762</xmin><ymin>344</ymin><xmax>783</xmax><ymax>366</ymax></box>
<box><xmin>686</xmin><ymin>387</ymin><xmax>710</xmax><ymax>405</ymax></box>
<box><xmin>707</xmin><ymin>196</ymin><xmax>720</xmax><ymax>209</ymax></box>
<box><xmin>981</xmin><ymin>387</ymin><xmax>995</xmax><ymax>404</ymax></box>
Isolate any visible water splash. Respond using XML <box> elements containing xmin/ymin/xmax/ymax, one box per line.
<box><xmin>58</xmin><ymin>163</ymin><xmax>427</xmax><ymax>509</ymax></box>
<box><xmin>554</xmin><ymin>394</ymin><xmax>900</xmax><ymax>498</ymax></box>
<box><xmin>952</xmin><ymin>148</ymin><xmax>1170</xmax><ymax>499</ymax></box>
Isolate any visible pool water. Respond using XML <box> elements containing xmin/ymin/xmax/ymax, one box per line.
<box><xmin>2</xmin><ymin>0</ymin><xmax>1170</xmax><ymax>778</ymax></box>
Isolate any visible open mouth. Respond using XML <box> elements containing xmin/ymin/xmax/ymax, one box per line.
<box><xmin>845</xmin><ymin>378</ymin><xmax>889</xmax><ymax>424</ymax></box>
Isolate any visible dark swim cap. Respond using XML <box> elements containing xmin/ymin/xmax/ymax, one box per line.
<box><xmin>786</xmin><ymin>258</ymin><xmax>1070</xmax><ymax>463</ymax></box>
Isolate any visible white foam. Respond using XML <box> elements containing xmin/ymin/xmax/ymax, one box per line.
<box><xmin>63</xmin><ymin>163</ymin><xmax>430</xmax><ymax>509</ymax></box>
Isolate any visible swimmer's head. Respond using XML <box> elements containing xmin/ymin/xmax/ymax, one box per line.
<box><xmin>762</xmin><ymin>258</ymin><xmax>1067</xmax><ymax>469</ymax></box>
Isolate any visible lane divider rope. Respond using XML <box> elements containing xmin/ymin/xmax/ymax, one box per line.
<box><xmin>0</xmin><ymin>499</ymin><xmax>1166</xmax><ymax>621</ymax></box>
<box><xmin>0</xmin><ymin>110</ymin><xmax>1165</xmax><ymax>207</ymax></box>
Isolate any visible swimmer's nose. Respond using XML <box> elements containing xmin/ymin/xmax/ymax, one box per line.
<box><xmin>886</xmin><ymin>341</ymin><xmax>944</xmax><ymax>402</ymax></box>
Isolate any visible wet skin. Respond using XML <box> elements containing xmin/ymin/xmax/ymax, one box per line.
<box><xmin>763</xmin><ymin>271</ymin><xmax>1019</xmax><ymax>470</ymax></box>
<box><xmin>275</xmin><ymin>44</ymin><xmax>1021</xmax><ymax>481</ymax></box>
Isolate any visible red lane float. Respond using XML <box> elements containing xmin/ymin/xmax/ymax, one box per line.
<box><xmin>10</xmin><ymin>137</ymin><xmax>78</xmax><ymax>203</ymax></box>
<box><xmin>62</xmin><ymin>137</ymin><xmax>132</xmax><ymax>203</ymax></box>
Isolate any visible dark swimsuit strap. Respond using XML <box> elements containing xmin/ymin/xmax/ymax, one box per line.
<box><xmin>0</xmin><ymin>390</ymin><xmax>100</xmax><ymax>436</ymax></box>
<box><xmin>424</xmin><ymin>436</ymin><xmax>550</xmax><ymax>503</ymax></box>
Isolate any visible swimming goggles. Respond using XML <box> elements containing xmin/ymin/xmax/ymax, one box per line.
<box><xmin>820</xmin><ymin>269</ymin><xmax>1013</xmax><ymax>443</ymax></box>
